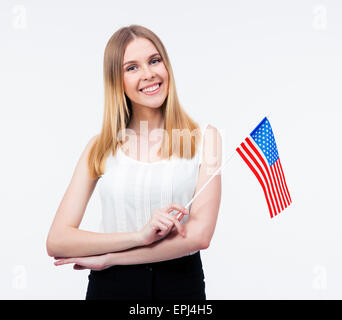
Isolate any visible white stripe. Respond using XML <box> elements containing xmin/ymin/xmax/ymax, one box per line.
<box><xmin>275</xmin><ymin>160</ymin><xmax>290</xmax><ymax>207</ymax></box>
<box><xmin>247</xmin><ymin>137</ymin><xmax>281</xmax><ymax>214</ymax></box>
<box><xmin>274</xmin><ymin>160</ymin><xmax>287</xmax><ymax>206</ymax></box>
<box><xmin>271</xmin><ymin>165</ymin><xmax>285</xmax><ymax>210</ymax></box>
<box><xmin>278</xmin><ymin>160</ymin><xmax>291</xmax><ymax>204</ymax></box>
<box><xmin>237</xmin><ymin>143</ymin><xmax>275</xmax><ymax>217</ymax></box>
<box><xmin>242</xmin><ymin>140</ymin><xmax>278</xmax><ymax>215</ymax></box>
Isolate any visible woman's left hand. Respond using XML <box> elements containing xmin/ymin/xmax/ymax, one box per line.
<box><xmin>54</xmin><ymin>253</ymin><xmax>112</xmax><ymax>271</ymax></box>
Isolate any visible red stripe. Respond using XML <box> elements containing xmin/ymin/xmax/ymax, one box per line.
<box><xmin>274</xmin><ymin>160</ymin><xmax>288</xmax><ymax>207</ymax></box>
<box><xmin>236</xmin><ymin>146</ymin><xmax>274</xmax><ymax>218</ymax></box>
<box><xmin>270</xmin><ymin>166</ymin><xmax>284</xmax><ymax>211</ymax></box>
<box><xmin>276</xmin><ymin>160</ymin><xmax>290</xmax><ymax>206</ymax></box>
<box><xmin>278</xmin><ymin>159</ymin><xmax>292</xmax><ymax>203</ymax></box>
<box><xmin>272</xmin><ymin>162</ymin><xmax>288</xmax><ymax>208</ymax></box>
<box><xmin>275</xmin><ymin>160</ymin><xmax>289</xmax><ymax>207</ymax></box>
<box><xmin>241</xmin><ymin>142</ymin><xmax>278</xmax><ymax>216</ymax></box>
<box><xmin>246</xmin><ymin>137</ymin><xmax>281</xmax><ymax>213</ymax></box>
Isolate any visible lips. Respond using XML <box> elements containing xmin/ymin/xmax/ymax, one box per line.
<box><xmin>139</xmin><ymin>82</ymin><xmax>162</xmax><ymax>92</ymax></box>
<box><xmin>139</xmin><ymin>82</ymin><xmax>163</xmax><ymax>96</ymax></box>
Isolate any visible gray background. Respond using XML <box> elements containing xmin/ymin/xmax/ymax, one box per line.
<box><xmin>0</xmin><ymin>0</ymin><xmax>340</xmax><ymax>299</ymax></box>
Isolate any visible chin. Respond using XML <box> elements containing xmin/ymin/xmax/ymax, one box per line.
<box><xmin>143</xmin><ymin>103</ymin><xmax>164</xmax><ymax>109</ymax></box>
<box><xmin>134</xmin><ymin>97</ymin><xmax>167</xmax><ymax>109</ymax></box>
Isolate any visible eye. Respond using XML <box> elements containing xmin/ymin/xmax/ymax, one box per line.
<box><xmin>151</xmin><ymin>58</ymin><xmax>161</xmax><ymax>64</ymax></box>
<box><xmin>126</xmin><ymin>58</ymin><xmax>161</xmax><ymax>72</ymax></box>
<box><xmin>127</xmin><ymin>65</ymin><xmax>136</xmax><ymax>72</ymax></box>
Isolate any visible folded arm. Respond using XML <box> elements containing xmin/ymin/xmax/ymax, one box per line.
<box><xmin>106</xmin><ymin>124</ymin><xmax>223</xmax><ymax>266</ymax></box>
<box><xmin>51</xmin><ymin>124</ymin><xmax>222</xmax><ymax>265</ymax></box>
<box><xmin>106</xmin><ymin>219</ymin><xmax>206</xmax><ymax>266</ymax></box>
<box><xmin>46</xmin><ymin>135</ymin><xmax>144</xmax><ymax>258</ymax></box>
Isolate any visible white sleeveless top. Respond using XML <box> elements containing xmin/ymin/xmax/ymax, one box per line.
<box><xmin>97</xmin><ymin>122</ymin><xmax>209</xmax><ymax>257</ymax></box>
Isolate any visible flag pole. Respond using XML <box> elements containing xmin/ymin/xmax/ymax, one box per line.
<box><xmin>176</xmin><ymin>113</ymin><xmax>272</xmax><ymax>221</ymax></box>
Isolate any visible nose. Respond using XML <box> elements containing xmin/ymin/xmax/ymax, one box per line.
<box><xmin>141</xmin><ymin>64</ymin><xmax>155</xmax><ymax>80</ymax></box>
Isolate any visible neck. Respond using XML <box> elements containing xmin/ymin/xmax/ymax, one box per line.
<box><xmin>127</xmin><ymin>105</ymin><xmax>164</xmax><ymax>137</ymax></box>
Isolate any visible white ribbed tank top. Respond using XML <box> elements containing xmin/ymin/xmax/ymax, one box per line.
<box><xmin>97</xmin><ymin>122</ymin><xmax>209</xmax><ymax>257</ymax></box>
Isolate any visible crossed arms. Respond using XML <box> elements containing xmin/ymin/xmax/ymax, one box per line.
<box><xmin>47</xmin><ymin>125</ymin><xmax>222</xmax><ymax>266</ymax></box>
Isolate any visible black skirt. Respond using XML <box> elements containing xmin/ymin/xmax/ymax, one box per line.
<box><xmin>85</xmin><ymin>251</ymin><xmax>206</xmax><ymax>300</ymax></box>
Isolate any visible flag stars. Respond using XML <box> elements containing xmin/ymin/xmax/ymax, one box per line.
<box><xmin>251</xmin><ymin>118</ymin><xmax>280</xmax><ymax>166</ymax></box>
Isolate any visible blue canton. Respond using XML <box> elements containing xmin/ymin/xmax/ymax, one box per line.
<box><xmin>250</xmin><ymin>117</ymin><xmax>279</xmax><ymax>166</ymax></box>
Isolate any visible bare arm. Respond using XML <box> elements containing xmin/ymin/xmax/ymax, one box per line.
<box><xmin>46</xmin><ymin>135</ymin><xmax>144</xmax><ymax>258</ymax></box>
<box><xmin>105</xmin><ymin>124</ymin><xmax>222</xmax><ymax>265</ymax></box>
<box><xmin>106</xmin><ymin>221</ymin><xmax>205</xmax><ymax>265</ymax></box>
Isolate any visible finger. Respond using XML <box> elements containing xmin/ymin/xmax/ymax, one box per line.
<box><xmin>166</xmin><ymin>204</ymin><xmax>189</xmax><ymax>214</ymax></box>
<box><xmin>163</xmin><ymin>213</ymin><xmax>186</xmax><ymax>234</ymax></box>
<box><xmin>172</xmin><ymin>210</ymin><xmax>187</xmax><ymax>222</ymax></box>
<box><xmin>158</xmin><ymin>216</ymin><xmax>173</xmax><ymax>228</ymax></box>
<box><xmin>169</xmin><ymin>210</ymin><xmax>188</xmax><ymax>222</ymax></box>
<box><xmin>157</xmin><ymin>228</ymin><xmax>168</xmax><ymax>237</ymax></box>
<box><xmin>159</xmin><ymin>224</ymin><xmax>168</xmax><ymax>232</ymax></box>
<box><xmin>166</xmin><ymin>203</ymin><xmax>189</xmax><ymax>215</ymax></box>
<box><xmin>171</xmin><ymin>217</ymin><xmax>185</xmax><ymax>237</ymax></box>
<box><xmin>162</xmin><ymin>216</ymin><xmax>181</xmax><ymax>231</ymax></box>
<box><xmin>177</xmin><ymin>212</ymin><xmax>185</xmax><ymax>221</ymax></box>
<box><xmin>155</xmin><ymin>220</ymin><xmax>168</xmax><ymax>230</ymax></box>
<box><xmin>157</xmin><ymin>219</ymin><xmax>172</xmax><ymax>232</ymax></box>
<box><xmin>54</xmin><ymin>258</ymin><xmax>75</xmax><ymax>266</ymax></box>
<box><xmin>73</xmin><ymin>264</ymin><xmax>86</xmax><ymax>270</ymax></box>
<box><xmin>161</xmin><ymin>214</ymin><xmax>185</xmax><ymax>237</ymax></box>
<box><xmin>159</xmin><ymin>225</ymin><xmax>171</xmax><ymax>237</ymax></box>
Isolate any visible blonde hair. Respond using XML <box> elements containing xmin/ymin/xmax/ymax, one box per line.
<box><xmin>88</xmin><ymin>24</ymin><xmax>201</xmax><ymax>179</ymax></box>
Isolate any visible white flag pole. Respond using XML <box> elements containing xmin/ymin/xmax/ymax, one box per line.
<box><xmin>176</xmin><ymin>113</ymin><xmax>271</xmax><ymax>221</ymax></box>
<box><xmin>175</xmin><ymin>150</ymin><xmax>234</xmax><ymax>220</ymax></box>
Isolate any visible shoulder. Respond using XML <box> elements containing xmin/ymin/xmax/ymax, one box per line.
<box><xmin>203</xmin><ymin>124</ymin><xmax>219</xmax><ymax>134</ymax></box>
<box><xmin>86</xmin><ymin>134</ymin><xmax>100</xmax><ymax>148</ymax></box>
<box><xmin>78</xmin><ymin>134</ymin><xmax>101</xmax><ymax>180</ymax></box>
<box><xmin>81</xmin><ymin>134</ymin><xmax>100</xmax><ymax>158</ymax></box>
<box><xmin>202</xmin><ymin>124</ymin><xmax>222</xmax><ymax>168</ymax></box>
<box><xmin>202</xmin><ymin>124</ymin><xmax>222</xmax><ymax>145</ymax></box>
<box><xmin>89</xmin><ymin>133</ymin><xmax>100</xmax><ymax>144</ymax></box>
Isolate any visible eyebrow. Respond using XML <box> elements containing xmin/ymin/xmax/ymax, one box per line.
<box><xmin>122</xmin><ymin>53</ymin><xmax>161</xmax><ymax>66</ymax></box>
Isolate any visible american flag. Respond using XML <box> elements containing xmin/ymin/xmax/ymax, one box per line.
<box><xmin>236</xmin><ymin>117</ymin><xmax>292</xmax><ymax>218</ymax></box>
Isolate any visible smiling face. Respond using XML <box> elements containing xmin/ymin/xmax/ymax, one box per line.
<box><xmin>122</xmin><ymin>37</ymin><xmax>169</xmax><ymax>110</ymax></box>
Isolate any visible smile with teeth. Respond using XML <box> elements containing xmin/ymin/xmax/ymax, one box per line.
<box><xmin>140</xmin><ymin>83</ymin><xmax>161</xmax><ymax>94</ymax></box>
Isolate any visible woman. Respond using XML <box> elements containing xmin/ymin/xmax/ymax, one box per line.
<box><xmin>46</xmin><ymin>24</ymin><xmax>222</xmax><ymax>300</ymax></box>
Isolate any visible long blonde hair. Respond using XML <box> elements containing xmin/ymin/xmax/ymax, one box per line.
<box><xmin>88</xmin><ymin>24</ymin><xmax>201</xmax><ymax>179</ymax></box>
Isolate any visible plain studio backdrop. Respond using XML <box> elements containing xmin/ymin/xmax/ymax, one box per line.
<box><xmin>0</xmin><ymin>0</ymin><xmax>341</xmax><ymax>299</ymax></box>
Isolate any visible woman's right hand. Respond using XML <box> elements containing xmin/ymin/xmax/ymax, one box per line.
<box><xmin>139</xmin><ymin>203</ymin><xmax>189</xmax><ymax>246</ymax></box>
